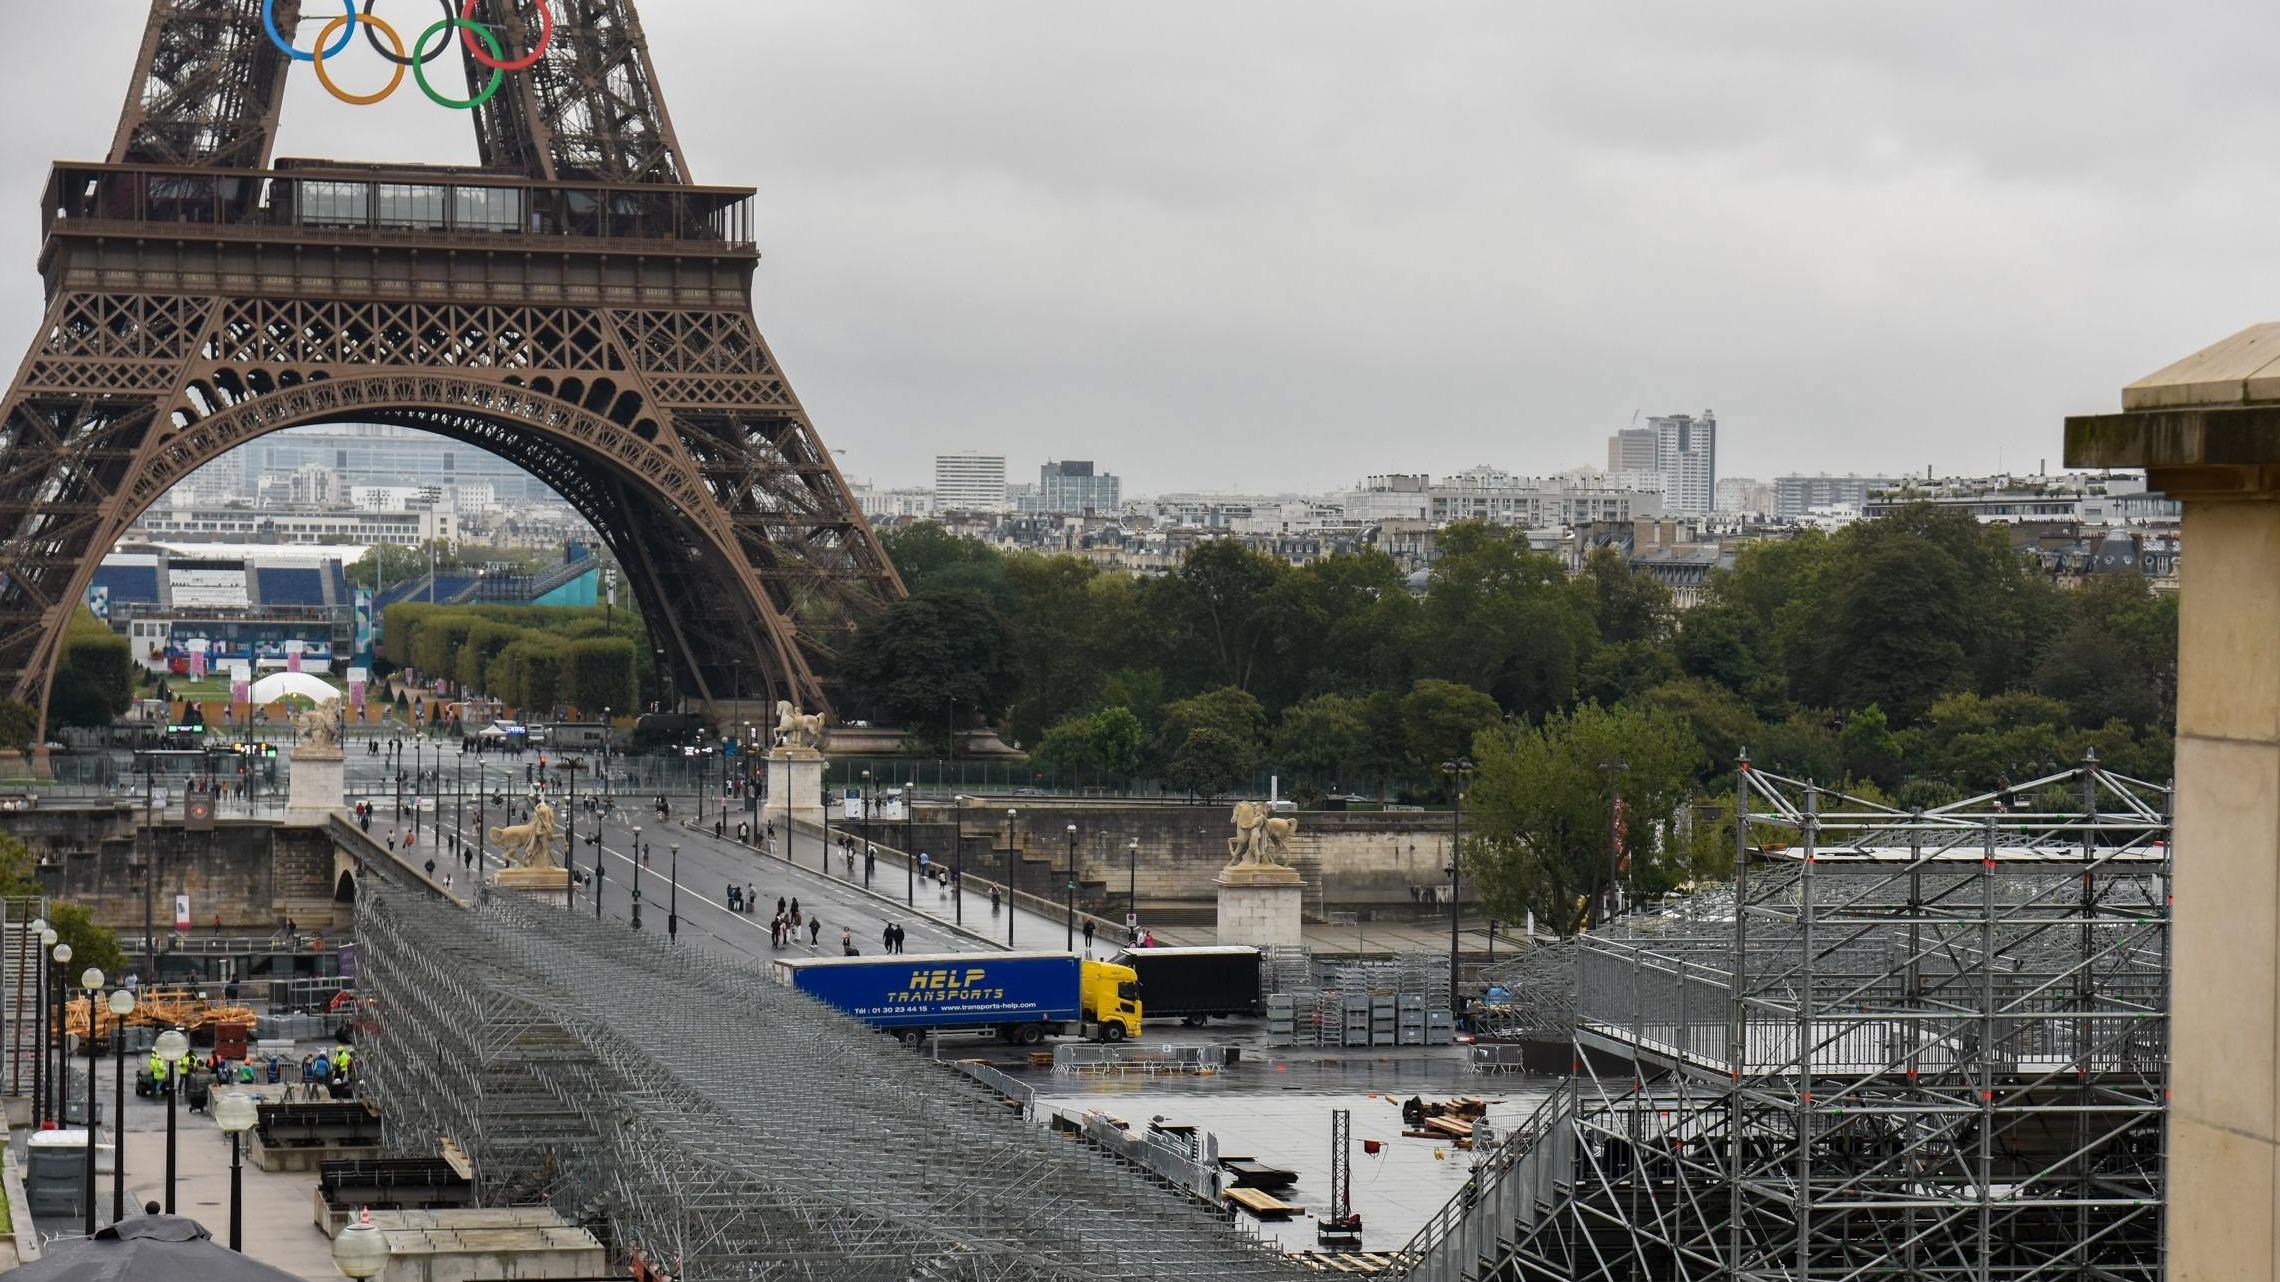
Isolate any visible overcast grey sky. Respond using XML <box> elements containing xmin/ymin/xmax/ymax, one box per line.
<box><xmin>7</xmin><ymin>2</ymin><xmax>2277</xmax><ymax>493</ymax></box>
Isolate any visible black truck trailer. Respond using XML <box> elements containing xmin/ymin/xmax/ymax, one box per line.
<box><xmin>1116</xmin><ymin>945</ymin><xmax>1265</xmax><ymax>1025</ymax></box>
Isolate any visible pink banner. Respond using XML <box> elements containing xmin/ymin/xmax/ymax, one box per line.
<box><xmin>230</xmin><ymin>676</ymin><xmax>249</xmax><ymax>708</ymax></box>
<box><xmin>287</xmin><ymin>645</ymin><xmax>303</xmax><ymax>674</ymax></box>
<box><xmin>189</xmin><ymin>649</ymin><xmax>207</xmax><ymax>680</ymax></box>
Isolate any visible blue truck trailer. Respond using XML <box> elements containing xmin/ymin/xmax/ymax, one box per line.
<box><xmin>772</xmin><ymin>950</ymin><xmax>1142</xmax><ymax>1047</ymax></box>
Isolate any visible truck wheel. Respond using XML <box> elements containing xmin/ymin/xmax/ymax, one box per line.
<box><xmin>897</xmin><ymin>1029</ymin><xmax>926</xmax><ymax>1049</ymax></box>
<box><xmin>1182</xmin><ymin>1014</ymin><xmax>1207</xmax><ymax>1027</ymax></box>
<box><xmin>1103</xmin><ymin>1021</ymin><xmax>1128</xmax><ymax>1043</ymax></box>
<box><xmin>1015</xmin><ymin>1024</ymin><xmax>1046</xmax><ymax>1046</ymax></box>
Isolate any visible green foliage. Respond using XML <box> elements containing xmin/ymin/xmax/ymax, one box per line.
<box><xmin>48</xmin><ymin>901</ymin><xmax>125</xmax><ymax>978</ymax></box>
<box><xmin>1165</xmin><ymin>727</ymin><xmax>1253</xmax><ymax>801</ymax></box>
<box><xmin>565</xmin><ymin>638</ymin><xmax>637</xmax><ymax>715</ymax></box>
<box><xmin>0</xmin><ymin>700</ymin><xmax>37</xmax><ymax>754</ymax></box>
<box><xmin>50</xmin><ymin>609</ymin><xmax>133</xmax><ymax>729</ymax></box>
<box><xmin>1467</xmin><ymin>702</ymin><xmax>1702</xmax><ymax>935</ymax></box>
<box><xmin>1033</xmin><ymin>706</ymin><xmax>1147</xmax><ymax>781</ymax></box>
<box><xmin>346</xmin><ymin>543</ymin><xmax>428</xmax><ymax>591</ymax></box>
<box><xmin>1400</xmin><ymin>678</ymin><xmax>1503</xmax><ymax>768</ymax></box>
<box><xmin>0</xmin><ymin>833</ymin><xmax>38</xmax><ymax>895</ymax></box>
<box><xmin>863</xmin><ymin>504</ymin><xmax>2175</xmax><ymax>815</ymax></box>
<box><xmin>847</xmin><ymin>591</ymin><xmax>1018</xmax><ymax>752</ymax></box>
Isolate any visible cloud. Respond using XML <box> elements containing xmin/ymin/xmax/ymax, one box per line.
<box><xmin>5</xmin><ymin>2</ymin><xmax>2277</xmax><ymax>493</ymax></box>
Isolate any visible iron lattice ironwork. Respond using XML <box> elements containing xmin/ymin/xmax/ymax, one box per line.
<box><xmin>356</xmin><ymin>886</ymin><xmax>1305</xmax><ymax>1281</ymax></box>
<box><xmin>0</xmin><ymin>0</ymin><xmax>901</xmax><ymax>733</ymax></box>
<box><xmin>1398</xmin><ymin>760</ymin><xmax>2171</xmax><ymax>1282</ymax></box>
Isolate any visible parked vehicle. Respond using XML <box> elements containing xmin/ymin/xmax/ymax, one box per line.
<box><xmin>1115</xmin><ymin>945</ymin><xmax>1264</xmax><ymax>1025</ymax></box>
<box><xmin>773</xmin><ymin>950</ymin><xmax>1141</xmax><ymax>1048</ymax></box>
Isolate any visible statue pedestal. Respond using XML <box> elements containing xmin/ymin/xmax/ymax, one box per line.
<box><xmin>759</xmin><ymin>748</ymin><xmax>827</xmax><ymax>830</ymax></box>
<box><xmin>288</xmin><ymin>749</ymin><xmax>345</xmax><ymax>817</ymax></box>
<box><xmin>1215</xmin><ymin>864</ymin><xmax>1305</xmax><ymax>948</ymax></box>
<box><xmin>495</xmin><ymin>865</ymin><xmax>570</xmax><ymax>907</ymax></box>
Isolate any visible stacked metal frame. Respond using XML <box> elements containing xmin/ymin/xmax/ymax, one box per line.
<box><xmin>1396</xmin><ymin>758</ymin><xmax>2170</xmax><ymax>1282</ymax></box>
<box><xmin>357</xmin><ymin>886</ymin><xmax>1308</xmax><ymax>1281</ymax></box>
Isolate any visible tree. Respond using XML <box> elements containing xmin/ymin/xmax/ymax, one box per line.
<box><xmin>1583</xmin><ymin>546</ymin><xmax>1672</xmax><ymax>645</ymax></box>
<box><xmin>1146</xmin><ymin>540</ymin><xmax>1287</xmax><ymax>695</ymax></box>
<box><xmin>0</xmin><ymin>700</ymin><xmax>38</xmax><ymax>754</ymax></box>
<box><xmin>347</xmin><ymin>543</ymin><xmax>428</xmax><ymax>591</ymax></box>
<box><xmin>457</xmin><ymin>620</ymin><xmax>524</xmax><ymax>693</ymax></box>
<box><xmin>845</xmin><ymin>590</ymin><xmax>1018</xmax><ymax>752</ymax></box>
<box><xmin>1271</xmin><ymin>693</ymin><xmax>1373</xmax><ymax>791</ymax></box>
<box><xmin>566</xmin><ymin>638</ymin><xmax>637</xmax><ymax>715</ymax></box>
<box><xmin>48</xmin><ymin>901</ymin><xmax>125</xmax><ymax>978</ymax></box>
<box><xmin>50</xmin><ymin>610</ymin><xmax>133</xmax><ymax>729</ymax></box>
<box><xmin>879</xmin><ymin>523</ymin><xmax>1009</xmax><ymax>599</ymax></box>
<box><xmin>1399</xmin><ymin>679</ymin><xmax>1502</xmax><ymax>768</ymax></box>
<box><xmin>1030</xmin><ymin>707</ymin><xmax>1144</xmax><ymax>782</ymax></box>
<box><xmin>1165</xmin><ymin>727</ymin><xmax>1252</xmax><ymax>801</ymax></box>
<box><xmin>1466</xmin><ymin>701</ymin><xmax>1701</xmax><ymax>934</ymax></box>
<box><xmin>1418</xmin><ymin>524</ymin><xmax>1595</xmax><ymax>719</ymax></box>
<box><xmin>1156</xmin><ymin>687</ymin><xmax>1266</xmax><ymax>773</ymax></box>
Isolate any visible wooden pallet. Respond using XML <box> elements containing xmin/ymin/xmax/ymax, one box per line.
<box><xmin>1224</xmin><ymin>1185</ymin><xmax>1303</xmax><ymax>1220</ymax></box>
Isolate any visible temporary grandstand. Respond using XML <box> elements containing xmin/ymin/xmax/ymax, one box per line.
<box><xmin>357</xmin><ymin>885</ymin><xmax>1309</xmax><ymax>1281</ymax></box>
<box><xmin>96</xmin><ymin>550</ymin><xmax>354</xmax><ymax>674</ymax></box>
<box><xmin>1398</xmin><ymin>755</ymin><xmax>2171</xmax><ymax>1282</ymax></box>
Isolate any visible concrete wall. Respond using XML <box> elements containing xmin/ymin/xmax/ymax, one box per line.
<box><xmin>907</xmin><ymin>802</ymin><xmax>1462</xmax><ymax>922</ymax></box>
<box><xmin>0</xmin><ymin>808</ymin><xmax>342</xmax><ymax>931</ymax></box>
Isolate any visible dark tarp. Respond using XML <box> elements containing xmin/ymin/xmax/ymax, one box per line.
<box><xmin>11</xmin><ymin>1215</ymin><xmax>308</xmax><ymax>1282</ymax></box>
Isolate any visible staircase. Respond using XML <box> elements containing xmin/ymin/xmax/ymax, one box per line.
<box><xmin>4</xmin><ymin>896</ymin><xmax>47</xmax><ymax>1100</ymax></box>
<box><xmin>1390</xmin><ymin>1081</ymin><xmax>1575</xmax><ymax>1282</ymax></box>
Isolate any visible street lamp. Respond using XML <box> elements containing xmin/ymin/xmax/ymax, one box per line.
<box><xmin>861</xmin><ymin>769</ymin><xmax>874</xmax><ymax>890</ymax></box>
<box><xmin>1127</xmin><ymin>839</ymin><xmax>1140</xmax><ymax>943</ymax></box>
<box><xmin>1064</xmin><ymin>824</ymin><xmax>1078</xmax><ymax>950</ymax></box>
<box><xmin>630</xmin><ymin>824</ymin><xmax>643</xmax><ymax>929</ymax></box>
<box><xmin>107</xmin><ymin>987</ymin><xmax>133</xmax><ymax>1221</ymax></box>
<box><xmin>1440</xmin><ymin>758</ymin><xmax>1474</xmax><ymax>1015</ymax></box>
<box><xmin>78</xmin><ymin>966</ymin><xmax>102</xmax><ymax>1238</ymax></box>
<box><xmin>952</xmin><ymin>795</ymin><xmax>966</xmax><ymax>926</ymax></box>
<box><xmin>47</xmin><ymin>937</ymin><xmax>67</xmax><ymax>1128</ymax></box>
<box><xmin>154</xmin><ymin>1026</ymin><xmax>189</xmax><ymax>1212</ymax></box>
<box><xmin>1004</xmin><ymin>808</ymin><xmax>1017</xmax><ymax>947</ymax></box>
<box><xmin>215</xmin><ymin>1090</ymin><xmax>257</xmax><ymax>1250</ymax></box>
<box><xmin>29</xmin><ymin>919</ymin><xmax>47</xmax><ymax>1127</ymax></box>
<box><xmin>332</xmin><ymin>1206</ymin><xmax>392</xmax><ymax>1279</ymax></box>
<box><xmin>668</xmin><ymin>843</ymin><xmax>680</xmax><ymax>942</ymax></box>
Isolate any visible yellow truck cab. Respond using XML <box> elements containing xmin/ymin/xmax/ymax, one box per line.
<box><xmin>1079</xmin><ymin>958</ymin><xmax>1144</xmax><ymax>1041</ymax></box>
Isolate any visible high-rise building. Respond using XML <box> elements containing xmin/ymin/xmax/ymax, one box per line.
<box><xmin>933</xmin><ymin>451</ymin><xmax>1008</xmax><ymax>512</ymax></box>
<box><xmin>1608</xmin><ymin>426</ymin><xmax>1659</xmax><ymax>474</ymax></box>
<box><xmin>1036</xmin><ymin>460</ymin><xmax>1122</xmax><ymax>515</ymax></box>
<box><xmin>1649</xmin><ymin>411</ymin><xmax>1717</xmax><ymax>517</ymax></box>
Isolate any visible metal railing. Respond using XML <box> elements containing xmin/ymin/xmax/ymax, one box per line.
<box><xmin>1390</xmin><ymin>1080</ymin><xmax>1573</xmax><ymax>1282</ymax></box>
<box><xmin>949</xmin><ymin>1058</ymin><xmax>1037</xmax><ymax>1123</ymax></box>
<box><xmin>1051</xmin><ymin>1043</ymin><xmax>1230</xmax><ymax>1077</ymax></box>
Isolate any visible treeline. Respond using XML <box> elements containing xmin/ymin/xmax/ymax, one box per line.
<box><xmin>853</xmin><ymin>508</ymin><xmax>2176</xmax><ymax>932</ymax></box>
<box><xmin>383</xmin><ymin>603</ymin><xmax>641</xmax><ymax>718</ymax></box>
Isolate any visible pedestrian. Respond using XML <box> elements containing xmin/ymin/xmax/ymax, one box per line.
<box><xmin>841</xmin><ymin>926</ymin><xmax>854</xmax><ymax>955</ymax></box>
<box><xmin>745</xmin><ymin>884</ymin><xmax>756</xmax><ymax>915</ymax></box>
<box><xmin>790</xmin><ymin>897</ymin><xmax>800</xmax><ymax>921</ymax></box>
<box><xmin>882</xmin><ymin>922</ymin><xmax>894</xmax><ymax>954</ymax></box>
<box><xmin>991</xmin><ymin>887</ymin><xmax>1001</xmax><ymax>917</ymax></box>
<box><xmin>893</xmin><ymin>922</ymin><xmax>907</xmax><ymax>954</ymax></box>
<box><xmin>808</xmin><ymin>916</ymin><xmax>822</xmax><ymax>945</ymax></box>
<box><xmin>424</xmin><ymin>858</ymin><xmax>435</xmax><ymax>878</ymax></box>
<box><xmin>1083</xmin><ymin>919</ymin><xmax>1095</xmax><ymax>952</ymax></box>
<box><xmin>777</xmin><ymin>896</ymin><xmax>787</xmax><ymax>919</ymax></box>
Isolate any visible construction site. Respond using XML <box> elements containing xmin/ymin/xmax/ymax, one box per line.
<box><xmin>1394</xmin><ymin>758</ymin><xmax>2172</xmax><ymax>1282</ymax></box>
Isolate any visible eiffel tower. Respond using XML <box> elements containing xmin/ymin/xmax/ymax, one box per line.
<box><xmin>0</xmin><ymin>0</ymin><xmax>904</xmax><ymax>740</ymax></box>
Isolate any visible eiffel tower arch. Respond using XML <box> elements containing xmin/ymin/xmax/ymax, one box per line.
<box><xmin>0</xmin><ymin>0</ymin><xmax>904</xmax><ymax>740</ymax></box>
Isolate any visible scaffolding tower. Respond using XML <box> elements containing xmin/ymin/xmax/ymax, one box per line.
<box><xmin>1397</xmin><ymin>758</ymin><xmax>2170</xmax><ymax>1282</ymax></box>
<box><xmin>356</xmin><ymin>887</ymin><xmax>1306</xmax><ymax>1281</ymax></box>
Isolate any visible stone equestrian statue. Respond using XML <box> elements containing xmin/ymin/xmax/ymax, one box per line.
<box><xmin>774</xmin><ymin>700</ymin><xmax>826</xmax><ymax>751</ymax></box>
<box><xmin>1226</xmin><ymin>800</ymin><xmax>1298</xmax><ymax>867</ymax></box>
<box><xmin>490</xmin><ymin>800</ymin><xmax>560</xmax><ymax>870</ymax></box>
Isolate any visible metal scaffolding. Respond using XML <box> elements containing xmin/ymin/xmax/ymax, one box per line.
<box><xmin>357</xmin><ymin>887</ymin><xmax>1305</xmax><ymax>1281</ymax></box>
<box><xmin>1398</xmin><ymin>758</ymin><xmax>2170</xmax><ymax>1282</ymax></box>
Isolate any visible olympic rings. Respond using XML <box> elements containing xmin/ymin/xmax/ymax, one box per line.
<box><xmin>311</xmin><ymin>14</ymin><xmax>407</xmax><ymax>107</ymax></box>
<box><xmin>262</xmin><ymin>0</ymin><xmax>359</xmax><ymax>62</ymax></box>
<box><xmin>414</xmin><ymin>19</ymin><xmax>507</xmax><ymax>111</ymax></box>
<box><xmin>459</xmin><ymin>0</ymin><xmax>553</xmax><ymax>73</ymax></box>
<box><xmin>365</xmin><ymin>0</ymin><xmax>460</xmax><ymax>68</ymax></box>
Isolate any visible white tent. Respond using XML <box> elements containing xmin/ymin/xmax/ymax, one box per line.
<box><xmin>247</xmin><ymin>672</ymin><xmax>337</xmax><ymax>705</ymax></box>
